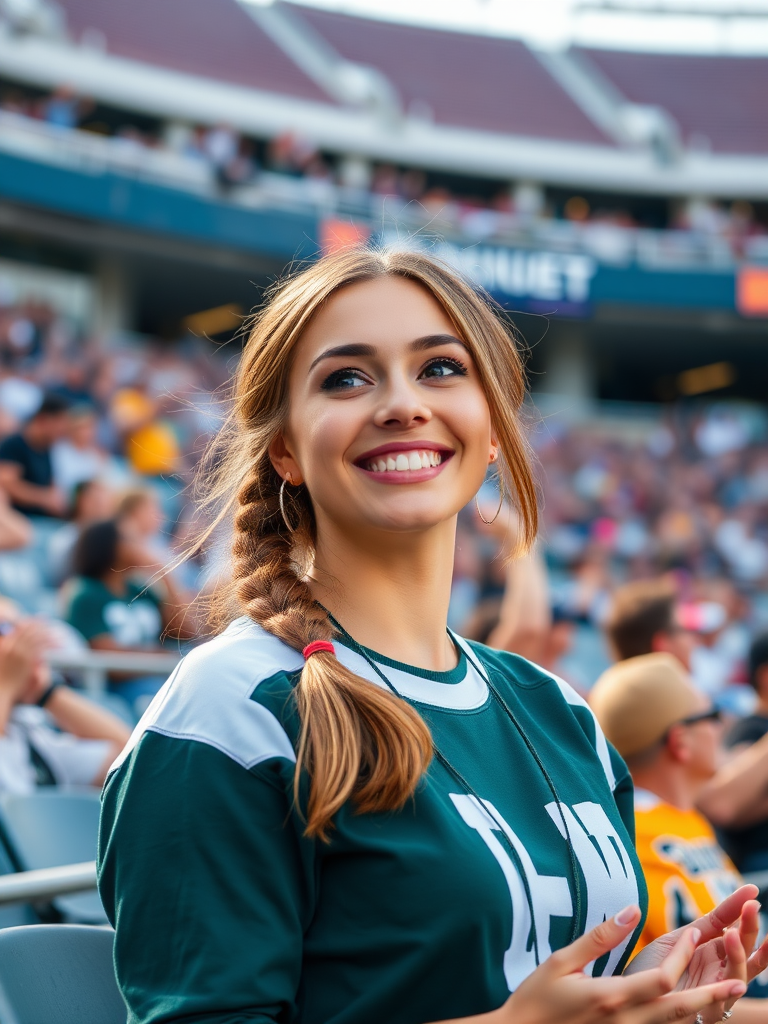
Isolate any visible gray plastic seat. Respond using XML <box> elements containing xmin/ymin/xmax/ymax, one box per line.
<box><xmin>0</xmin><ymin>925</ymin><xmax>126</xmax><ymax>1024</ymax></box>
<box><xmin>0</xmin><ymin>839</ymin><xmax>36</xmax><ymax>930</ymax></box>
<box><xmin>0</xmin><ymin>791</ymin><xmax>106</xmax><ymax>923</ymax></box>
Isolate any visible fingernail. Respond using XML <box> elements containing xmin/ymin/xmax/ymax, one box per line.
<box><xmin>730</xmin><ymin>982</ymin><xmax>747</xmax><ymax>997</ymax></box>
<box><xmin>689</xmin><ymin>928</ymin><xmax>701</xmax><ymax>944</ymax></box>
<box><xmin>614</xmin><ymin>906</ymin><xmax>638</xmax><ymax>926</ymax></box>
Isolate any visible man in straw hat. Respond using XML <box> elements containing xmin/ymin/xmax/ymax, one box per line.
<box><xmin>591</xmin><ymin>653</ymin><xmax>768</xmax><ymax>1016</ymax></box>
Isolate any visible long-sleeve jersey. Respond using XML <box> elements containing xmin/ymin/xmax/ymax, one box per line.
<box><xmin>98</xmin><ymin>617</ymin><xmax>648</xmax><ymax>1024</ymax></box>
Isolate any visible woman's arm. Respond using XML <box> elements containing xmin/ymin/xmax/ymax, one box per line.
<box><xmin>697</xmin><ymin>732</ymin><xmax>768</xmax><ymax>829</ymax></box>
<box><xmin>99</xmin><ymin>735</ymin><xmax>312</xmax><ymax>1023</ymax></box>
<box><xmin>43</xmin><ymin>686</ymin><xmax>131</xmax><ymax>745</ymax></box>
<box><xmin>486</xmin><ymin>545</ymin><xmax>551</xmax><ymax>662</ymax></box>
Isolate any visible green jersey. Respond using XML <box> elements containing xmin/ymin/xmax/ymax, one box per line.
<box><xmin>65</xmin><ymin>577</ymin><xmax>162</xmax><ymax>647</ymax></box>
<box><xmin>98</xmin><ymin>617</ymin><xmax>647</xmax><ymax>1024</ymax></box>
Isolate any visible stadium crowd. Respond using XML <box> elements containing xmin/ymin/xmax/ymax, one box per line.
<box><xmin>3</xmin><ymin>81</ymin><xmax>768</xmax><ymax>256</ymax></box>
<box><xmin>2</xmin><ymin>289</ymin><xmax>768</xmax><ymax>975</ymax></box>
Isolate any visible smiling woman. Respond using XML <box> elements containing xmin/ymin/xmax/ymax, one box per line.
<box><xmin>96</xmin><ymin>248</ymin><xmax>762</xmax><ymax>1024</ymax></box>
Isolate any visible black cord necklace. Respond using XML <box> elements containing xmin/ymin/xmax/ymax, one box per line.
<box><xmin>323</xmin><ymin>610</ymin><xmax>584</xmax><ymax>954</ymax></box>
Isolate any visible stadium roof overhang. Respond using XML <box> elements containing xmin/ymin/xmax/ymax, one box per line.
<box><xmin>3</xmin><ymin>28</ymin><xmax>768</xmax><ymax>200</ymax></box>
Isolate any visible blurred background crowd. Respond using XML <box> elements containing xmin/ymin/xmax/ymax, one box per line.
<box><xmin>1</xmin><ymin>292</ymin><xmax>767</xmax><ymax>723</ymax></box>
<box><xmin>3</xmin><ymin>0</ymin><xmax>768</xmax><ymax>979</ymax></box>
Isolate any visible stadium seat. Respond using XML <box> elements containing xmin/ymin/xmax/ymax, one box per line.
<box><xmin>0</xmin><ymin>837</ymin><xmax>37</xmax><ymax>930</ymax></box>
<box><xmin>0</xmin><ymin>791</ymin><xmax>105</xmax><ymax>924</ymax></box>
<box><xmin>0</xmin><ymin>925</ymin><xmax>126</xmax><ymax>1024</ymax></box>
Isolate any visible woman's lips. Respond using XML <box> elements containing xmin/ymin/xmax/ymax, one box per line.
<box><xmin>354</xmin><ymin>447</ymin><xmax>454</xmax><ymax>483</ymax></box>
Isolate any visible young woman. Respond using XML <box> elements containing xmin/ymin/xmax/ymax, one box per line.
<box><xmin>98</xmin><ymin>249</ymin><xmax>764</xmax><ymax>1024</ymax></box>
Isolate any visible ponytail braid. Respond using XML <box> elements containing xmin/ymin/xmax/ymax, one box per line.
<box><xmin>233</xmin><ymin>465</ymin><xmax>433</xmax><ymax>842</ymax></box>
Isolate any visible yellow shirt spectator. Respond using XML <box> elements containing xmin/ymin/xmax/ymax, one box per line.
<box><xmin>110</xmin><ymin>388</ymin><xmax>181</xmax><ymax>477</ymax></box>
<box><xmin>633</xmin><ymin>787</ymin><xmax>742</xmax><ymax>954</ymax></box>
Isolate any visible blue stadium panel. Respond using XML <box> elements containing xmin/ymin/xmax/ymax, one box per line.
<box><xmin>0</xmin><ymin>151</ymin><xmax>319</xmax><ymax>261</ymax></box>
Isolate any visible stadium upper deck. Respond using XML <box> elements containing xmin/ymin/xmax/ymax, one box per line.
<box><xmin>1</xmin><ymin>0</ymin><xmax>767</xmax><ymax>402</ymax></box>
<box><xmin>3</xmin><ymin>0</ymin><xmax>768</xmax><ymax>193</ymax></box>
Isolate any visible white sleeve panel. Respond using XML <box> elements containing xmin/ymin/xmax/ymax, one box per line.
<box><xmin>111</xmin><ymin>618</ymin><xmax>302</xmax><ymax>774</ymax></box>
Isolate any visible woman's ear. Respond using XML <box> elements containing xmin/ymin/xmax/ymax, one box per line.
<box><xmin>268</xmin><ymin>433</ymin><xmax>303</xmax><ymax>486</ymax></box>
<box><xmin>489</xmin><ymin>433</ymin><xmax>500</xmax><ymax>464</ymax></box>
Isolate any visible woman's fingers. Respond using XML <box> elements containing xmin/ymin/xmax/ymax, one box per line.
<box><xmin>633</xmin><ymin>979</ymin><xmax>747</xmax><ymax>1024</ymax></box>
<box><xmin>747</xmin><ymin>931</ymin><xmax>768</xmax><ymax>981</ymax></box>
<box><xmin>724</xmin><ymin>925</ymin><xmax>748</xmax><ymax>974</ymax></box>
<box><xmin>738</xmin><ymin>900</ymin><xmax>761</xmax><ymax>960</ymax></box>
<box><xmin>544</xmin><ymin>905</ymin><xmax>641</xmax><ymax>976</ymax></box>
<box><xmin>598</xmin><ymin>927</ymin><xmax>701</xmax><ymax>1008</ymax></box>
<box><xmin>690</xmin><ymin>885</ymin><xmax>759</xmax><ymax>943</ymax></box>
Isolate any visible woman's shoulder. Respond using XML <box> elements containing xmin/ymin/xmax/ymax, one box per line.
<box><xmin>462</xmin><ymin>639</ymin><xmax>619</xmax><ymax>793</ymax></box>
<box><xmin>109</xmin><ymin>617</ymin><xmax>303</xmax><ymax>779</ymax></box>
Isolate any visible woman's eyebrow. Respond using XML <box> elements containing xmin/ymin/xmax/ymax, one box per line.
<box><xmin>309</xmin><ymin>343</ymin><xmax>375</xmax><ymax>373</ymax></box>
<box><xmin>411</xmin><ymin>334</ymin><xmax>469</xmax><ymax>353</ymax></box>
<box><xmin>309</xmin><ymin>334</ymin><xmax>468</xmax><ymax>373</ymax></box>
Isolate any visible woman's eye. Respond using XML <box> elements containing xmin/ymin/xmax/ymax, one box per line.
<box><xmin>320</xmin><ymin>367</ymin><xmax>370</xmax><ymax>391</ymax></box>
<box><xmin>420</xmin><ymin>357</ymin><xmax>468</xmax><ymax>380</ymax></box>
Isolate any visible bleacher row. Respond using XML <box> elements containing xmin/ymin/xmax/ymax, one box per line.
<box><xmin>54</xmin><ymin>0</ymin><xmax>768</xmax><ymax>154</ymax></box>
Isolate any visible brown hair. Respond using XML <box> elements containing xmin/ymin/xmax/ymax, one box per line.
<box><xmin>195</xmin><ymin>247</ymin><xmax>537</xmax><ymax>840</ymax></box>
<box><xmin>116</xmin><ymin>487</ymin><xmax>156</xmax><ymax>519</ymax></box>
<box><xmin>605</xmin><ymin>578</ymin><xmax>677</xmax><ymax>662</ymax></box>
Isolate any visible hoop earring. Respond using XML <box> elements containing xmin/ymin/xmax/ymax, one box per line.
<box><xmin>475</xmin><ymin>477</ymin><xmax>505</xmax><ymax>526</ymax></box>
<box><xmin>278</xmin><ymin>478</ymin><xmax>296</xmax><ymax>534</ymax></box>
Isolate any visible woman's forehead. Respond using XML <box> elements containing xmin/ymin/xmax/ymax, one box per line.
<box><xmin>298</xmin><ymin>276</ymin><xmax>456</xmax><ymax>354</ymax></box>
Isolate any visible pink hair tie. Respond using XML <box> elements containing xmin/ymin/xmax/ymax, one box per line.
<box><xmin>302</xmin><ymin>640</ymin><xmax>335</xmax><ymax>660</ymax></box>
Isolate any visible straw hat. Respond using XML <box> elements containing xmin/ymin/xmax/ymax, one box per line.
<box><xmin>590</xmin><ymin>653</ymin><xmax>701</xmax><ymax>758</ymax></box>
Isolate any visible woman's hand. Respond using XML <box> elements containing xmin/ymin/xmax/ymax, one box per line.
<box><xmin>493</xmin><ymin>906</ymin><xmax>746</xmax><ymax>1024</ymax></box>
<box><xmin>626</xmin><ymin>885</ymin><xmax>768</xmax><ymax>1024</ymax></box>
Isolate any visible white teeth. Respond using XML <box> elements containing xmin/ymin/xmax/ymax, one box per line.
<box><xmin>366</xmin><ymin>450</ymin><xmax>445</xmax><ymax>472</ymax></box>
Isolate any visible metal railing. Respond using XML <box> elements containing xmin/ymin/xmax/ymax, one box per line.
<box><xmin>0</xmin><ymin>861</ymin><xmax>97</xmax><ymax>906</ymax></box>
<box><xmin>45</xmin><ymin>650</ymin><xmax>181</xmax><ymax>693</ymax></box>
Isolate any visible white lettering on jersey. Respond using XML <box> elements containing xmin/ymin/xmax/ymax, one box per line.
<box><xmin>450</xmin><ymin>794</ymin><xmax>572</xmax><ymax>990</ymax></box>
<box><xmin>546</xmin><ymin>801</ymin><xmax>639</xmax><ymax>976</ymax></box>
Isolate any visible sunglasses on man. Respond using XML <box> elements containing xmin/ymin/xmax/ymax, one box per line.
<box><xmin>677</xmin><ymin>707</ymin><xmax>723</xmax><ymax>728</ymax></box>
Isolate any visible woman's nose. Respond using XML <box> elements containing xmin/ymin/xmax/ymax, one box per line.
<box><xmin>372</xmin><ymin>376</ymin><xmax>433</xmax><ymax>429</ymax></box>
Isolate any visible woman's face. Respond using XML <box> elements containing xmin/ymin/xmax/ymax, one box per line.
<box><xmin>272</xmin><ymin>276</ymin><xmax>494</xmax><ymax>541</ymax></box>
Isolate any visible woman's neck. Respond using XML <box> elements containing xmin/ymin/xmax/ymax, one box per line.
<box><xmin>100</xmin><ymin>571</ymin><xmax>127</xmax><ymax>597</ymax></box>
<box><xmin>309</xmin><ymin>518</ymin><xmax>458</xmax><ymax>673</ymax></box>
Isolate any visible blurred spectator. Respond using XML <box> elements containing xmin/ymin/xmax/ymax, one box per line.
<box><xmin>715</xmin><ymin>632</ymin><xmax>768</xmax><ymax>873</ymax></box>
<box><xmin>590</xmin><ymin>653</ymin><xmax>768</xmax><ymax>1009</ymax></box>
<box><xmin>47</xmin><ymin>479</ymin><xmax>117</xmax><ymax>586</ymax></box>
<box><xmin>51</xmin><ymin>404</ymin><xmax>124</xmax><ymax>498</ymax></box>
<box><xmin>40</xmin><ymin>85</ymin><xmax>80</xmax><ymax>128</ymax></box>
<box><xmin>0</xmin><ymin>392</ymin><xmax>70</xmax><ymax>517</ymax></box>
<box><xmin>0</xmin><ymin>464</ymin><xmax>32</xmax><ymax>551</ymax></box>
<box><xmin>0</xmin><ymin>368</ymin><xmax>42</xmax><ymax>422</ymax></box>
<box><xmin>116</xmin><ymin>487</ymin><xmax>171</xmax><ymax>568</ymax></box>
<box><xmin>63</xmin><ymin>519</ymin><xmax>192</xmax><ymax>715</ymax></box>
<box><xmin>202</xmin><ymin>124</ymin><xmax>252</xmax><ymax>189</ymax></box>
<box><xmin>0</xmin><ymin>598</ymin><xmax>130</xmax><ymax>794</ymax></box>
<box><xmin>604</xmin><ymin>578</ymin><xmax>699</xmax><ymax>668</ymax></box>
<box><xmin>109</xmin><ymin>385</ymin><xmax>181</xmax><ymax>479</ymax></box>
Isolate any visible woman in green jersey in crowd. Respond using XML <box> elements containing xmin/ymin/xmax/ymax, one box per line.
<box><xmin>98</xmin><ymin>249</ymin><xmax>767</xmax><ymax>1024</ymax></box>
